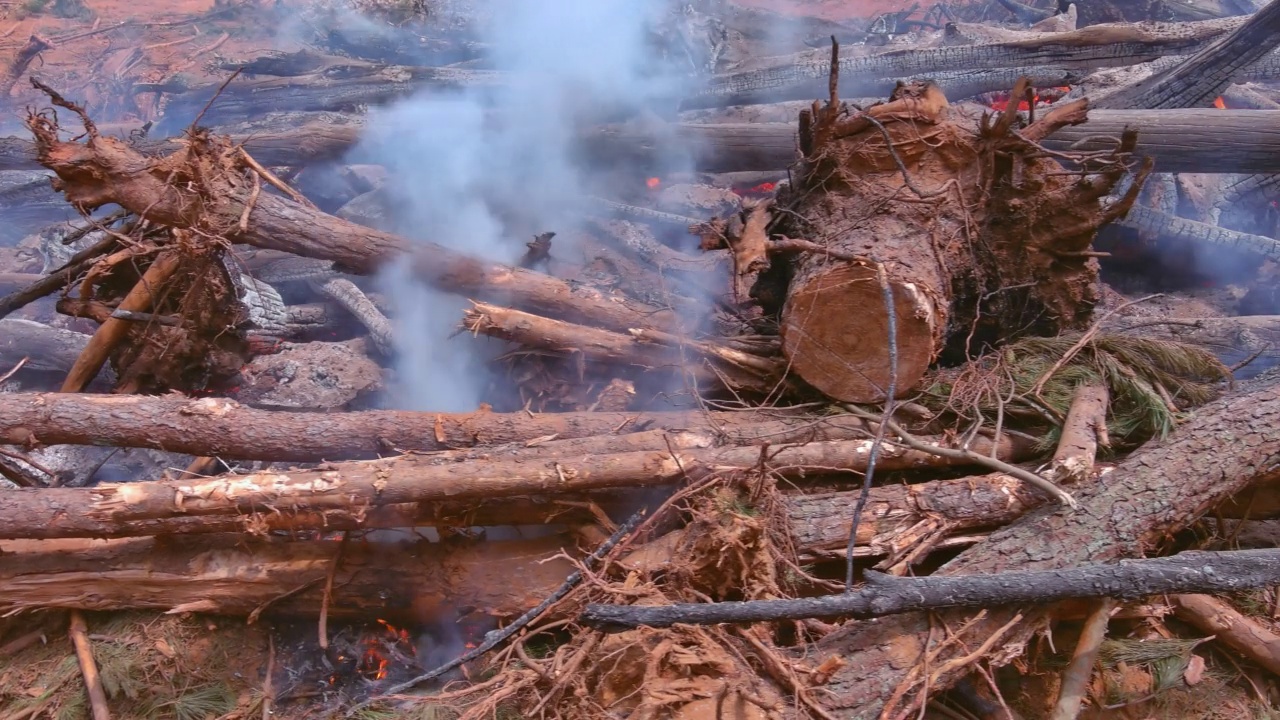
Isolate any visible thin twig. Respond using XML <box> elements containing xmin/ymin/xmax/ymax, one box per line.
<box><xmin>238</xmin><ymin>147</ymin><xmax>315</xmax><ymax>208</ymax></box>
<box><xmin>345</xmin><ymin>508</ymin><xmax>647</xmax><ymax>716</ymax></box>
<box><xmin>1030</xmin><ymin>293</ymin><xmax>1163</xmax><ymax>399</ymax></box>
<box><xmin>239</xmin><ymin>170</ymin><xmax>261</xmax><ymax>232</ymax></box>
<box><xmin>262</xmin><ymin>633</ymin><xmax>276</xmax><ymax>720</ymax></box>
<box><xmin>317</xmin><ymin>531</ymin><xmax>350</xmax><ymax>650</ymax></box>
<box><xmin>0</xmin><ymin>356</ymin><xmax>27</xmax><ymax>384</ymax></box>
<box><xmin>189</xmin><ymin>67</ymin><xmax>242</xmax><ymax>130</ymax></box>
<box><xmin>846</xmin><ymin>260</ymin><xmax>898</xmax><ymax>592</ymax></box>
<box><xmin>841</xmin><ymin>404</ymin><xmax>1075</xmax><ymax>508</ymax></box>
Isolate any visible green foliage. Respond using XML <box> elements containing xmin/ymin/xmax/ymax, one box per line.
<box><xmin>923</xmin><ymin>333</ymin><xmax>1230</xmax><ymax>449</ymax></box>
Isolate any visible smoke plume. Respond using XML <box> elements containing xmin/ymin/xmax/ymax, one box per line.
<box><xmin>350</xmin><ymin>0</ymin><xmax>698</xmax><ymax>412</ymax></box>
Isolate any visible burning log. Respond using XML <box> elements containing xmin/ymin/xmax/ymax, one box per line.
<box><xmin>772</xmin><ymin>78</ymin><xmax>1139</xmax><ymax>401</ymax></box>
<box><xmin>0</xmin><ymin>533</ymin><xmax>580</xmax><ymax>622</ymax></box>
<box><xmin>25</xmin><ymin>99</ymin><xmax>680</xmax><ymax>334</ymax></box>
<box><xmin>1096</xmin><ymin>0</ymin><xmax>1280</xmax><ymax>109</ymax></box>
<box><xmin>151</xmin><ymin>57</ymin><xmax>500</xmax><ymax>131</ymax></box>
<box><xmin>806</xmin><ymin>380</ymin><xmax>1280</xmax><ymax>718</ymax></box>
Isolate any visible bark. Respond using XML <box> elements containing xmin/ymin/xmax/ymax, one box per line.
<box><xmin>0</xmin><ymin>392</ymin><xmax>902</xmax><ymax>461</ymax></box>
<box><xmin>1172</xmin><ymin>592</ymin><xmax>1280</xmax><ymax>675</ymax></box>
<box><xmin>1113</xmin><ymin>203</ymin><xmax>1280</xmax><ymax>260</ymax></box>
<box><xmin>580</xmin><ymin>548</ymin><xmax>1280</xmax><ymax>628</ymax></box>
<box><xmin>1049</xmin><ymin>382</ymin><xmax>1109</xmax><ymax>484</ymax></box>
<box><xmin>777</xmin><ymin>81</ymin><xmax>1134</xmax><ymax>402</ymax></box>
<box><xmin>691</xmin><ymin>17</ymin><xmax>1245</xmax><ymax>108</ymax></box>
<box><xmin>813</xmin><ymin>382</ymin><xmax>1280</xmax><ymax>719</ymax></box>
<box><xmin>26</xmin><ymin>119</ymin><xmax>678</xmax><ymax>334</ymax></box>
<box><xmin>0</xmin><ymin>433</ymin><xmax>1035</xmax><ymax>540</ymax></box>
<box><xmin>1096</xmin><ymin>0</ymin><xmax>1280</xmax><ymax>109</ymax></box>
<box><xmin>0</xmin><ymin>533</ymin><xmax>579</xmax><ymax>622</ymax></box>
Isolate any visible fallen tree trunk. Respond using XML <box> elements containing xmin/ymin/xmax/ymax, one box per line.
<box><xmin>591</xmin><ymin>109</ymin><xmax>1280</xmax><ymax>175</ymax></box>
<box><xmin>0</xmin><ymin>433</ymin><xmax>1036</xmax><ymax>540</ymax></box>
<box><xmin>27</xmin><ymin>109</ymin><xmax>679</xmax><ymax>334</ymax></box>
<box><xmin>1096</xmin><ymin>0</ymin><xmax>1280</xmax><ymax>109</ymax></box>
<box><xmin>0</xmin><ymin>533</ymin><xmax>577</xmax><ymax>622</ymax></box>
<box><xmin>580</xmin><ymin>548</ymin><xmax>1280</xmax><ymax>628</ymax></box>
<box><xmin>152</xmin><ymin>61</ymin><xmax>501</xmax><ymax>131</ymax></box>
<box><xmin>808</xmin><ymin>379</ymin><xmax>1280</xmax><ymax>718</ymax></box>
<box><xmin>690</xmin><ymin>16</ymin><xmax>1246</xmax><ymax>108</ymax></box>
<box><xmin>773</xmin><ymin>80</ymin><xmax>1135</xmax><ymax>401</ymax></box>
<box><xmin>0</xmin><ymin>392</ymin><xmax>900</xmax><ymax>461</ymax></box>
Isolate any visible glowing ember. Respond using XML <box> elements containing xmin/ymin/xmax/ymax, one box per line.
<box><xmin>1214</xmin><ymin>96</ymin><xmax>1227</xmax><ymax>109</ymax></box>
<box><xmin>646</xmin><ymin>177</ymin><xmax>661</xmax><ymax>189</ymax></box>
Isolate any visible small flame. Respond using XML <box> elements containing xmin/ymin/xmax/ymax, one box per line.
<box><xmin>1214</xmin><ymin>96</ymin><xmax>1226</xmax><ymax>109</ymax></box>
<box><xmin>646</xmin><ymin>177</ymin><xmax>661</xmax><ymax>189</ymax></box>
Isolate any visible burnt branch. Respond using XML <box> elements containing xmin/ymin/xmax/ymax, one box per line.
<box><xmin>581</xmin><ymin>548</ymin><xmax>1280</xmax><ymax>630</ymax></box>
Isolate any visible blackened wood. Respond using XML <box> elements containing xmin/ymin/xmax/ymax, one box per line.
<box><xmin>581</xmin><ymin>548</ymin><xmax>1280</xmax><ymax>629</ymax></box>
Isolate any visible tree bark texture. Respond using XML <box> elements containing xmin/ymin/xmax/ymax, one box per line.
<box><xmin>811</xmin><ymin>382</ymin><xmax>1280</xmax><ymax>719</ymax></box>
<box><xmin>776</xmin><ymin>82</ymin><xmax>1134</xmax><ymax>402</ymax></box>
<box><xmin>690</xmin><ymin>17</ymin><xmax>1246</xmax><ymax>108</ymax></box>
<box><xmin>26</xmin><ymin>121</ymin><xmax>679</xmax><ymax>334</ymax></box>
<box><xmin>0</xmin><ymin>533</ymin><xmax>578</xmax><ymax>623</ymax></box>
<box><xmin>581</xmin><ymin>109</ymin><xmax>1280</xmax><ymax>176</ymax></box>
<box><xmin>0</xmin><ymin>431</ymin><xmax>1034</xmax><ymax>540</ymax></box>
<box><xmin>1096</xmin><ymin>0</ymin><xmax>1280</xmax><ymax>109</ymax></box>
<box><xmin>0</xmin><ymin>392</ymin><xmax>903</xmax><ymax>461</ymax></box>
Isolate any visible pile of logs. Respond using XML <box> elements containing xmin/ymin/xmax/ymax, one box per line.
<box><xmin>3</xmin><ymin>0</ymin><xmax>1280</xmax><ymax>718</ymax></box>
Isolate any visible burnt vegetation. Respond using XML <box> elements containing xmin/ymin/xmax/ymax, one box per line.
<box><xmin>2</xmin><ymin>0</ymin><xmax>1280</xmax><ymax>719</ymax></box>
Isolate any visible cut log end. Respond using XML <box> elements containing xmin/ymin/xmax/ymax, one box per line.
<box><xmin>781</xmin><ymin>264</ymin><xmax>938</xmax><ymax>402</ymax></box>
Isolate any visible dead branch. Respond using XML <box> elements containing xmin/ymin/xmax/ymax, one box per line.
<box><xmin>581</xmin><ymin>549</ymin><xmax>1280</xmax><ymax>629</ymax></box>
<box><xmin>1049</xmin><ymin>599</ymin><xmax>1114</xmax><ymax>720</ymax></box>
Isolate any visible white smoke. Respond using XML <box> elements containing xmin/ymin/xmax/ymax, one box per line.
<box><xmin>352</xmin><ymin>0</ymin><xmax>698</xmax><ymax>412</ymax></box>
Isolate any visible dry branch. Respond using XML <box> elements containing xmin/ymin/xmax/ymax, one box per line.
<box><xmin>1172</xmin><ymin>593</ymin><xmax>1280</xmax><ymax>676</ymax></box>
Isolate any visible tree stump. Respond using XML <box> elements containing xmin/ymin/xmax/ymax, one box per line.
<box><xmin>776</xmin><ymin>77</ymin><xmax>1147</xmax><ymax>402</ymax></box>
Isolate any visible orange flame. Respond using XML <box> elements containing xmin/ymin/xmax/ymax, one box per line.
<box><xmin>646</xmin><ymin>177</ymin><xmax>661</xmax><ymax>189</ymax></box>
<box><xmin>1213</xmin><ymin>96</ymin><xmax>1226</xmax><ymax>109</ymax></box>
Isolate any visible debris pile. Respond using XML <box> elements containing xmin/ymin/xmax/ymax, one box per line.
<box><xmin>1</xmin><ymin>0</ymin><xmax>1280</xmax><ymax>719</ymax></box>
